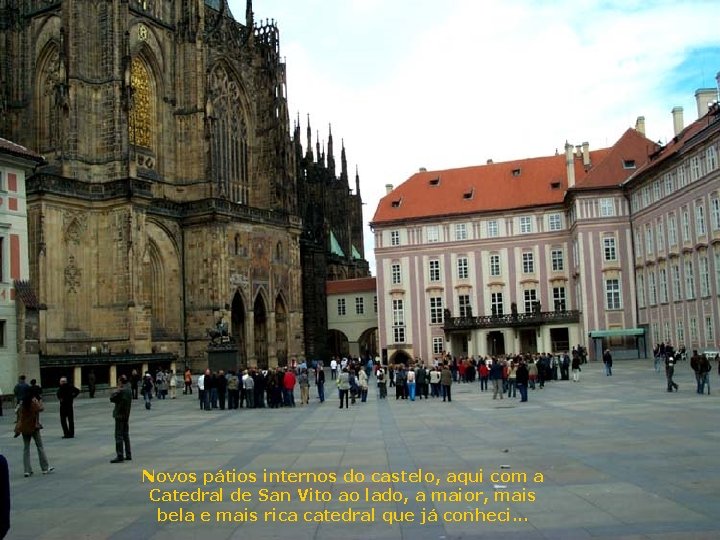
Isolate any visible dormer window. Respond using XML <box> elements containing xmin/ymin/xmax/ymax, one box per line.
<box><xmin>550</xmin><ymin>181</ymin><xmax>561</xmax><ymax>189</ymax></box>
<box><xmin>391</xmin><ymin>198</ymin><xmax>402</xmax><ymax>208</ymax></box>
<box><xmin>512</xmin><ymin>168</ymin><xmax>521</xmax><ymax>176</ymax></box>
<box><xmin>623</xmin><ymin>159</ymin><xmax>636</xmax><ymax>169</ymax></box>
<box><xmin>429</xmin><ymin>177</ymin><xmax>440</xmax><ymax>186</ymax></box>
<box><xmin>463</xmin><ymin>188</ymin><xmax>474</xmax><ymax>200</ymax></box>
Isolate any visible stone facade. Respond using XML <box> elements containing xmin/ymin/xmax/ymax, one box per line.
<box><xmin>0</xmin><ymin>1</ymin><xmax>368</xmax><ymax>370</ymax></box>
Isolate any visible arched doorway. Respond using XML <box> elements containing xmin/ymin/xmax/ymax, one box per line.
<box><xmin>231</xmin><ymin>290</ymin><xmax>246</xmax><ymax>366</ymax></box>
<box><xmin>254</xmin><ymin>294</ymin><xmax>268</xmax><ymax>368</ymax></box>
<box><xmin>275</xmin><ymin>295</ymin><xmax>288</xmax><ymax>367</ymax></box>
<box><xmin>389</xmin><ymin>350</ymin><xmax>412</xmax><ymax>366</ymax></box>
<box><xmin>358</xmin><ymin>327</ymin><xmax>379</xmax><ymax>358</ymax></box>
<box><xmin>327</xmin><ymin>329</ymin><xmax>349</xmax><ymax>359</ymax></box>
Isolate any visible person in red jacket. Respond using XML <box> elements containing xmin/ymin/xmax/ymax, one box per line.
<box><xmin>282</xmin><ymin>369</ymin><xmax>296</xmax><ymax>407</ymax></box>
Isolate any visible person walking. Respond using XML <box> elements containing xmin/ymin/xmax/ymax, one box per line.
<box><xmin>15</xmin><ymin>394</ymin><xmax>53</xmax><ymax>477</ymax></box>
<box><xmin>183</xmin><ymin>368</ymin><xmax>193</xmax><ymax>395</ymax></box>
<box><xmin>141</xmin><ymin>373</ymin><xmax>154</xmax><ymax>410</ymax></box>
<box><xmin>299</xmin><ymin>368</ymin><xmax>310</xmax><ymax>405</ymax></box>
<box><xmin>87</xmin><ymin>370</ymin><xmax>97</xmax><ymax>398</ymax></box>
<box><xmin>168</xmin><ymin>370</ymin><xmax>178</xmax><ymax>399</ymax></box>
<box><xmin>516</xmin><ymin>360</ymin><xmax>529</xmax><ymax>402</ymax></box>
<box><xmin>440</xmin><ymin>363</ymin><xmax>453</xmax><ymax>402</ymax></box>
<box><xmin>316</xmin><ymin>364</ymin><xmax>325</xmax><ymax>403</ymax></box>
<box><xmin>603</xmin><ymin>349</ymin><xmax>613</xmax><ymax>376</ymax></box>
<box><xmin>571</xmin><ymin>353</ymin><xmax>581</xmax><ymax>382</ymax></box>
<box><xmin>406</xmin><ymin>367</ymin><xmax>416</xmax><ymax>401</ymax></box>
<box><xmin>109</xmin><ymin>375</ymin><xmax>132</xmax><ymax>463</ymax></box>
<box><xmin>489</xmin><ymin>359</ymin><xmax>504</xmax><ymax>399</ymax></box>
<box><xmin>376</xmin><ymin>365</ymin><xmax>387</xmax><ymax>399</ymax></box>
<box><xmin>56</xmin><ymin>376</ymin><xmax>80</xmax><ymax>439</ymax></box>
<box><xmin>665</xmin><ymin>354</ymin><xmax>679</xmax><ymax>392</ymax></box>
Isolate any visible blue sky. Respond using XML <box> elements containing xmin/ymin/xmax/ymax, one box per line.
<box><xmin>229</xmin><ymin>0</ymin><xmax>720</xmax><ymax>274</ymax></box>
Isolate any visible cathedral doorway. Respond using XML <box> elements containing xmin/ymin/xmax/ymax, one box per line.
<box><xmin>275</xmin><ymin>295</ymin><xmax>288</xmax><ymax>367</ymax></box>
<box><xmin>231</xmin><ymin>291</ymin><xmax>246</xmax><ymax>366</ymax></box>
<box><xmin>254</xmin><ymin>295</ymin><xmax>268</xmax><ymax>368</ymax></box>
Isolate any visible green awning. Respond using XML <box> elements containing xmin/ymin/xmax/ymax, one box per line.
<box><xmin>351</xmin><ymin>244</ymin><xmax>362</xmax><ymax>260</ymax></box>
<box><xmin>589</xmin><ymin>328</ymin><xmax>645</xmax><ymax>338</ymax></box>
<box><xmin>329</xmin><ymin>230</ymin><xmax>345</xmax><ymax>257</ymax></box>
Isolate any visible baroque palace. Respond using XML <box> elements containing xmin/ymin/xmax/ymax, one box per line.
<box><xmin>0</xmin><ymin>0</ymin><xmax>367</xmax><ymax>388</ymax></box>
<box><xmin>372</xmin><ymin>81</ymin><xmax>720</xmax><ymax>365</ymax></box>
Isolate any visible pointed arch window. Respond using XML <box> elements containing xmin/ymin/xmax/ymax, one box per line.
<box><xmin>209</xmin><ymin>66</ymin><xmax>249</xmax><ymax>205</ymax></box>
<box><xmin>35</xmin><ymin>44</ymin><xmax>64</xmax><ymax>155</ymax></box>
<box><xmin>129</xmin><ymin>56</ymin><xmax>155</xmax><ymax>150</ymax></box>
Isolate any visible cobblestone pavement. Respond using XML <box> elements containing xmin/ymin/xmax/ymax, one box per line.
<box><xmin>1</xmin><ymin>359</ymin><xmax>719</xmax><ymax>540</ymax></box>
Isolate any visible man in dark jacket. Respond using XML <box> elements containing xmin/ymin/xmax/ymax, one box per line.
<box><xmin>516</xmin><ymin>361</ymin><xmax>530</xmax><ymax>402</ymax></box>
<box><xmin>56</xmin><ymin>377</ymin><xmax>80</xmax><ymax>438</ymax></box>
<box><xmin>110</xmin><ymin>375</ymin><xmax>132</xmax><ymax>463</ymax></box>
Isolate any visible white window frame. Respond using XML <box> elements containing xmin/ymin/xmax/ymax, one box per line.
<box><xmin>705</xmin><ymin>316</ymin><xmax>714</xmax><ymax>343</ymax></box>
<box><xmin>432</xmin><ymin>337</ymin><xmax>444</xmax><ymax>355</ymax></box>
<box><xmin>551</xmin><ymin>249</ymin><xmax>564</xmax><ymax>272</ymax></box>
<box><xmin>553</xmin><ymin>286</ymin><xmax>566</xmax><ymax>311</ymax></box>
<box><xmin>603</xmin><ymin>236</ymin><xmax>617</xmax><ymax>262</ymax></box>
<box><xmin>648</xmin><ymin>270</ymin><xmax>657</xmax><ymax>305</ymax></box>
<box><xmin>707</xmin><ymin>145</ymin><xmax>718</xmax><ymax>172</ymax></box>
<box><xmin>519</xmin><ymin>216</ymin><xmax>533</xmax><ymax>234</ymax></box>
<box><xmin>599</xmin><ymin>198</ymin><xmax>615</xmax><ymax>217</ymax></box>
<box><xmin>337</xmin><ymin>298</ymin><xmax>346</xmax><ymax>316</ymax></box>
<box><xmin>523</xmin><ymin>288</ymin><xmax>537</xmax><ymax>313</ymax></box>
<box><xmin>637</xmin><ymin>272</ymin><xmax>645</xmax><ymax>308</ymax></box>
<box><xmin>672</xmin><ymin>263</ymin><xmax>682</xmax><ymax>301</ymax></box>
<box><xmin>522</xmin><ymin>251</ymin><xmax>535</xmax><ymax>274</ymax></box>
<box><xmin>391</xmin><ymin>263</ymin><xmax>401</xmax><ymax>285</ymax></box>
<box><xmin>429</xmin><ymin>296</ymin><xmax>444</xmax><ymax>324</ymax></box>
<box><xmin>712</xmin><ymin>197</ymin><xmax>720</xmax><ymax>231</ymax></box>
<box><xmin>457</xmin><ymin>256</ymin><xmax>469</xmax><ymax>280</ymax></box>
<box><xmin>659</xmin><ymin>268</ymin><xmax>668</xmax><ymax>303</ymax></box>
<box><xmin>489</xmin><ymin>253</ymin><xmax>501</xmax><ymax>277</ymax></box>
<box><xmin>668</xmin><ymin>214</ymin><xmax>678</xmax><ymax>246</ymax></box>
<box><xmin>682</xmin><ymin>210</ymin><xmax>691</xmax><ymax>243</ymax></box>
<box><xmin>486</xmin><ymin>220</ymin><xmax>499</xmax><ymax>238</ymax></box>
<box><xmin>355</xmin><ymin>297</ymin><xmax>364</xmax><ymax>315</ymax></box>
<box><xmin>645</xmin><ymin>224</ymin><xmax>654</xmax><ymax>255</ymax></box>
<box><xmin>429</xmin><ymin>259</ymin><xmax>440</xmax><ymax>282</ymax></box>
<box><xmin>426</xmin><ymin>225</ymin><xmax>439</xmax><ymax>243</ymax></box>
<box><xmin>656</xmin><ymin>220</ymin><xmax>665</xmax><ymax>252</ymax></box>
<box><xmin>491</xmin><ymin>292</ymin><xmax>504</xmax><ymax>316</ymax></box>
<box><xmin>699</xmin><ymin>254</ymin><xmax>710</xmax><ymax>297</ymax></box>
<box><xmin>664</xmin><ymin>173</ymin><xmax>674</xmax><ymax>196</ymax></box>
<box><xmin>392</xmin><ymin>299</ymin><xmax>405</xmax><ymax>343</ymax></box>
<box><xmin>548</xmin><ymin>213</ymin><xmax>562</xmax><ymax>231</ymax></box>
<box><xmin>458</xmin><ymin>294</ymin><xmax>471</xmax><ymax>317</ymax></box>
<box><xmin>685</xmin><ymin>259</ymin><xmax>695</xmax><ymax>300</ymax></box>
<box><xmin>605</xmin><ymin>279</ymin><xmax>622</xmax><ymax>310</ymax></box>
<box><xmin>696</xmin><ymin>201</ymin><xmax>707</xmax><ymax>236</ymax></box>
<box><xmin>390</xmin><ymin>230</ymin><xmax>400</xmax><ymax>246</ymax></box>
<box><xmin>454</xmin><ymin>223</ymin><xmax>467</xmax><ymax>241</ymax></box>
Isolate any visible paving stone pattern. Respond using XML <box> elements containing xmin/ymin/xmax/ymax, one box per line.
<box><xmin>1</xmin><ymin>360</ymin><xmax>719</xmax><ymax>540</ymax></box>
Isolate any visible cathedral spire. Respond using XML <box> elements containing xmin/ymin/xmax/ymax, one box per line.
<box><xmin>246</xmin><ymin>0</ymin><xmax>254</xmax><ymax>27</ymax></box>
<box><xmin>340</xmin><ymin>138</ymin><xmax>348</xmax><ymax>183</ymax></box>
<box><xmin>306</xmin><ymin>114</ymin><xmax>313</xmax><ymax>161</ymax></box>
<box><xmin>327</xmin><ymin>124</ymin><xmax>336</xmax><ymax>177</ymax></box>
<box><xmin>355</xmin><ymin>165</ymin><xmax>361</xmax><ymax>196</ymax></box>
<box><xmin>315</xmin><ymin>131</ymin><xmax>321</xmax><ymax>165</ymax></box>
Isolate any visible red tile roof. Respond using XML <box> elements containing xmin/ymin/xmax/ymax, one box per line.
<box><xmin>371</xmin><ymin>129</ymin><xmax>660</xmax><ymax>225</ymax></box>
<box><xmin>326</xmin><ymin>277</ymin><xmax>376</xmax><ymax>295</ymax></box>
<box><xmin>0</xmin><ymin>137</ymin><xmax>44</xmax><ymax>165</ymax></box>
<box><xmin>626</xmin><ymin>105</ymin><xmax>720</xmax><ymax>184</ymax></box>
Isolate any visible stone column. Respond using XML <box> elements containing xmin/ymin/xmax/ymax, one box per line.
<box><xmin>110</xmin><ymin>364</ymin><xmax>117</xmax><ymax>387</ymax></box>
<box><xmin>73</xmin><ymin>366</ymin><xmax>82</xmax><ymax>389</ymax></box>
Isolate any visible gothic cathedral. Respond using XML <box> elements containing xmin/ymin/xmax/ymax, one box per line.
<box><xmin>0</xmin><ymin>0</ymin><xmax>368</xmax><ymax>369</ymax></box>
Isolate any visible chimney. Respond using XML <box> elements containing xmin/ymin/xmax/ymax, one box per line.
<box><xmin>565</xmin><ymin>142</ymin><xmax>575</xmax><ymax>189</ymax></box>
<box><xmin>385</xmin><ymin>184</ymin><xmax>393</xmax><ymax>195</ymax></box>
<box><xmin>575</xmin><ymin>144</ymin><xmax>581</xmax><ymax>157</ymax></box>
<box><xmin>635</xmin><ymin>116</ymin><xmax>646</xmax><ymax>135</ymax></box>
<box><xmin>581</xmin><ymin>141</ymin><xmax>590</xmax><ymax>168</ymax></box>
<box><xmin>418</xmin><ymin>167</ymin><xmax>427</xmax><ymax>172</ymax></box>
<box><xmin>486</xmin><ymin>159</ymin><xmax>493</xmax><ymax>165</ymax></box>
<box><xmin>672</xmin><ymin>106</ymin><xmax>684</xmax><ymax>136</ymax></box>
<box><xmin>695</xmin><ymin>88</ymin><xmax>718</xmax><ymax>118</ymax></box>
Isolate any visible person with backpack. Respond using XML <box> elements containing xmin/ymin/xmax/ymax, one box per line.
<box><xmin>141</xmin><ymin>373</ymin><xmax>154</xmax><ymax>410</ymax></box>
<box><xmin>376</xmin><ymin>366</ymin><xmax>387</xmax><ymax>399</ymax></box>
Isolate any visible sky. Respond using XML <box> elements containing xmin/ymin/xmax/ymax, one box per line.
<box><xmin>228</xmin><ymin>0</ymin><xmax>720</xmax><ymax>275</ymax></box>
